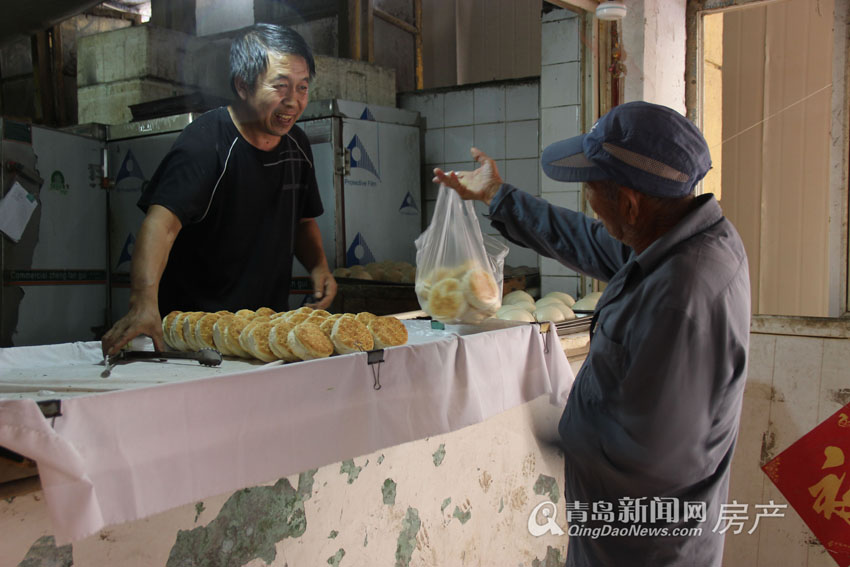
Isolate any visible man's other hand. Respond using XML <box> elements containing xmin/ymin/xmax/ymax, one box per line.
<box><xmin>307</xmin><ymin>266</ymin><xmax>337</xmax><ymax>310</ymax></box>
<box><xmin>101</xmin><ymin>303</ymin><xmax>165</xmax><ymax>357</ymax></box>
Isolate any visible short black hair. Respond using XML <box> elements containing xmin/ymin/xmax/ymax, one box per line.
<box><xmin>589</xmin><ymin>179</ymin><xmax>621</xmax><ymax>201</ymax></box>
<box><xmin>229</xmin><ymin>23</ymin><xmax>316</xmax><ymax>96</ymax></box>
<box><xmin>590</xmin><ymin>179</ymin><xmax>694</xmax><ymax>205</ymax></box>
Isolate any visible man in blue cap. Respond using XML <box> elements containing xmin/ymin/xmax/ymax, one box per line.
<box><xmin>434</xmin><ymin>101</ymin><xmax>750</xmax><ymax>566</ymax></box>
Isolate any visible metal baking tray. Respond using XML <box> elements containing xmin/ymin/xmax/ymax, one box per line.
<box><xmin>554</xmin><ymin>316</ymin><xmax>593</xmax><ymax>336</ymax></box>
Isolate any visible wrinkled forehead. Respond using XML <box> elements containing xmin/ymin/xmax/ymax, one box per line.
<box><xmin>261</xmin><ymin>52</ymin><xmax>311</xmax><ymax>82</ymax></box>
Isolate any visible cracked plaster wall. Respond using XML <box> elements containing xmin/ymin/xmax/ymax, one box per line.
<box><xmin>724</xmin><ymin>331</ymin><xmax>850</xmax><ymax>567</ymax></box>
<box><xmin>2</xmin><ymin>396</ymin><xmax>569</xmax><ymax>566</ymax></box>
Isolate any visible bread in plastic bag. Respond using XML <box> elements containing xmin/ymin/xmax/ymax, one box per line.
<box><xmin>414</xmin><ymin>184</ymin><xmax>509</xmax><ymax>324</ymax></box>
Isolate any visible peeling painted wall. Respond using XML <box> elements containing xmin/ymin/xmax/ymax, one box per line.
<box><xmin>723</xmin><ymin>331</ymin><xmax>850</xmax><ymax>567</ymax></box>
<box><xmin>1</xmin><ymin>397</ymin><xmax>569</xmax><ymax>566</ymax></box>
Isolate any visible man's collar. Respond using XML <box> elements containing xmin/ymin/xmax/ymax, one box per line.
<box><xmin>633</xmin><ymin>194</ymin><xmax>723</xmax><ymax>272</ymax></box>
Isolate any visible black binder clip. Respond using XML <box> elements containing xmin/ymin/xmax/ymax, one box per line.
<box><xmin>367</xmin><ymin>349</ymin><xmax>385</xmax><ymax>390</ymax></box>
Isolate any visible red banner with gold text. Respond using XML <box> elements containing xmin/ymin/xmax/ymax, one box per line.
<box><xmin>762</xmin><ymin>400</ymin><xmax>850</xmax><ymax>567</ymax></box>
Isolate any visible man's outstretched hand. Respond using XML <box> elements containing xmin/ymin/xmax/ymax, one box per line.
<box><xmin>432</xmin><ymin>147</ymin><xmax>504</xmax><ymax>206</ymax></box>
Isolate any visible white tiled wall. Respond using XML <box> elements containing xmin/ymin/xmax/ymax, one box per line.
<box><xmin>399</xmin><ymin>10</ymin><xmax>585</xmax><ymax>301</ymax></box>
<box><xmin>399</xmin><ymin>79</ymin><xmax>543</xmax><ymax>275</ymax></box>
<box><xmin>539</xmin><ymin>9</ymin><xmax>582</xmax><ymax>299</ymax></box>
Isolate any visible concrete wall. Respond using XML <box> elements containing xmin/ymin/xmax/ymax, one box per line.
<box><xmin>76</xmin><ymin>25</ymin><xmax>218</xmax><ymax>124</ymax></box>
<box><xmin>0</xmin><ymin>36</ymin><xmax>36</xmax><ymax>119</ymax></box>
<box><xmin>312</xmin><ymin>55</ymin><xmax>396</xmax><ymax>108</ymax></box>
<box><xmin>76</xmin><ymin>24</ymin><xmax>396</xmax><ymax>125</ymax></box>
<box><xmin>0</xmin><ymin>14</ymin><xmax>130</xmax><ymax>123</ymax></box>
<box><xmin>828</xmin><ymin>0</ymin><xmax>849</xmax><ymax>316</ymax></box>
<box><xmin>196</xmin><ymin>0</ymin><xmax>253</xmax><ymax>36</ymax></box>
<box><xmin>622</xmin><ymin>0</ymin><xmax>687</xmax><ymax>114</ymax></box>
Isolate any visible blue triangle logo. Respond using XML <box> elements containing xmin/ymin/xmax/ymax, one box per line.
<box><xmin>346</xmin><ymin>232</ymin><xmax>376</xmax><ymax>266</ymax></box>
<box><xmin>346</xmin><ymin>134</ymin><xmax>380</xmax><ymax>180</ymax></box>
<box><xmin>116</xmin><ymin>150</ymin><xmax>145</xmax><ymax>185</ymax></box>
<box><xmin>117</xmin><ymin>232</ymin><xmax>135</xmax><ymax>268</ymax></box>
<box><xmin>360</xmin><ymin>107</ymin><xmax>377</xmax><ymax>121</ymax></box>
<box><xmin>399</xmin><ymin>191</ymin><xmax>419</xmax><ymax>216</ymax></box>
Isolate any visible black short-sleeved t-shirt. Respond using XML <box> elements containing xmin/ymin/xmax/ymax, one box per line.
<box><xmin>138</xmin><ymin>107</ymin><xmax>323</xmax><ymax>314</ymax></box>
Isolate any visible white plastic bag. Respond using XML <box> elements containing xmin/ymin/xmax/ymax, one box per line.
<box><xmin>414</xmin><ymin>184</ymin><xmax>509</xmax><ymax>324</ymax></box>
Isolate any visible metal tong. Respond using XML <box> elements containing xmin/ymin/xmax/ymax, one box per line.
<box><xmin>102</xmin><ymin>348</ymin><xmax>223</xmax><ymax>378</ymax></box>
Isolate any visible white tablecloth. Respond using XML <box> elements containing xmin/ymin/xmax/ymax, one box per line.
<box><xmin>0</xmin><ymin>320</ymin><xmax>574</xmax><ymax>544</ymax></box>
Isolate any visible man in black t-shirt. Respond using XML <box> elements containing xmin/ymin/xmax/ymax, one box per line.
<box><xmin>102</xmin><ymin>24</ymin><xmax>337</xmax><ymax>356</ymax></box>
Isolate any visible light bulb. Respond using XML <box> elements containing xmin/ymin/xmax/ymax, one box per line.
<box><xmin>596</xmin><ymin>0</ymin><xmax>627</xmax><ymax>21</ymax></box>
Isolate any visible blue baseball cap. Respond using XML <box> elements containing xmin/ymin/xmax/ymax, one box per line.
<box><xmin>541</xmin><ymin>101</ymin><xmax>712</xmax><ymax>198</ymax></box>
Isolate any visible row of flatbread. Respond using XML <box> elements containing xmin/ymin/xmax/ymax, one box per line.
<box><xmin>161</xmin><ymin>306</ymin><xmax>408</xmax><ymax>363</ymax></box>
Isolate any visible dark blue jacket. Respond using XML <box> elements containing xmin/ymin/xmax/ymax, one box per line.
<box><xmin>490</xmin><ymin>185</ymin><xmax>750</xmax><ymax>567</ymax></box>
